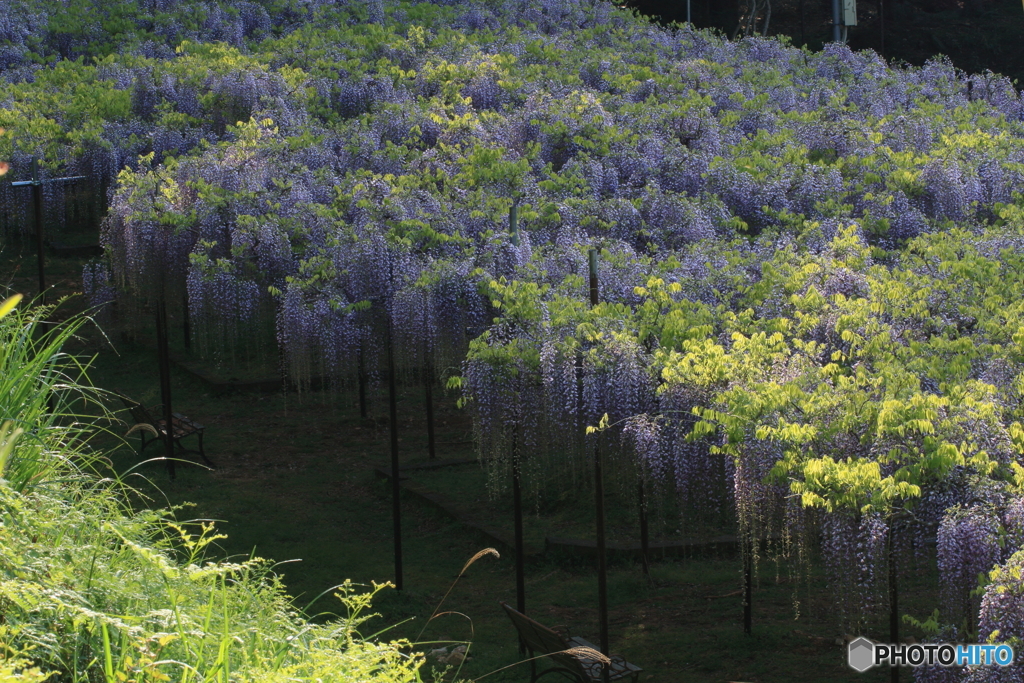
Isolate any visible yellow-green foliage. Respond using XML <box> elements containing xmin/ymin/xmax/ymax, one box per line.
<box><xmin>0</xmin><ymin>296</ymin><xmax>423</xmax><ymax>683</ymax></box>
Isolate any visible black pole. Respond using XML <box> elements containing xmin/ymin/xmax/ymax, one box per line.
<box><xmin>889</xmin><ymin>522</ymin><xmax>899</xmax><ymax>683</ymax></box>
<box><xmin>509</xmin><ymin>199</ymin><xmax>519</xmax><ymax>246</ymax></box>
<box><xmin>594</xmin><ymin>440</ymin><xmax>609</xmax><ymax>659</ymax></box>
<box><xmin>88</xmin><ymin>179</ymin><xmax>97</xmax><ymax>234</ymax></box>
<box><xmin>832</xmin><ymin>0</ymin><xmax>841</xmax><ymax>43</ymax></box>
<box><xmin>31</xmin><ymin>160</ymin><xmax>46</xmax><ymax>301</ymax></box>
<box><xmin>424</xmin><ymin>349</ymin><xmax>436</xmax><ymax>460</ymax></box>
<box><xmin>743</xmin><ymin>534</ymin><xmax>752</xmax><ymax>635</ymax></box>
<box><xmin>182</xmin><ymin>293</ymin><xmax>191</xmax><ymax>351</ymax></box>
<box><xmin>638</xmin><ymin>478</ymin><xmax>650</xmax><ymax>576</ymax></box>
<box><xmin>588</xmin><ymin>249</ymin><xmax>599</xmax><ymax>307</ymax></box>
<box><xmin>388</xmin><ymin>312</ymin><xmax>403</xmax><ymax>591</ymax></box>
<box><xmin>423</xmin><ymin>290</ymin><xmax>436</xmax><ymax>460</ymax></box>
<box><xmin>61</xmin><ymin>178</ymin><xmax>68</xmax><ymax>237</ymax></box>
<box><xmin>155</xmin><ymin>298</ymin><xmax>176</xmax><ymax>479</ymax></box>
<box><xmin>99</xmin><ymin>173</ymin><xmax>108</xmax><ymax>220</ymax></box>
<box><xmin>878</xmin><ymin>0</ymin><xmax>885</xmax><ymax>59</ymax></box>
<box><xmin>72</xmin><ymin>182</ymin><xmax>80</xmax><ymax>231</ymax></box>
<box><xmin>799</xmin><ymin>0</ymin><xmax>805</xmax><ymax>45</ymax></box>
<box><xmin>357</xmin><ymin>343</ymin><xmax>368</xmax><ymax>419</ymax></box>
<box><xmin>12</xmin><ymin>161</ymin><xmax>86</xmax><ymax>303</ymax></box>
<box><xmin>512</xmin><ymin>427</ymin><xmax>526</xmax><ymax>618</ymax></box>
<box><xmin>588</xmin><ymin>247</ymin><xmax>609</xmax><ymax>679</ymax></box>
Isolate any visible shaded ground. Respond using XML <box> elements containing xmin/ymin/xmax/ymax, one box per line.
<box><xmin>1</xmin><ymin>243</ymin><xmax>936</xmax><ymax>682</ymax></box>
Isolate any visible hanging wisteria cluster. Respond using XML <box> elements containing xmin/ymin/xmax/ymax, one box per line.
<box><xmin>938</xmin><ymin>505</ymin><xmax>1003</xmax><ymax>630</ymax></box>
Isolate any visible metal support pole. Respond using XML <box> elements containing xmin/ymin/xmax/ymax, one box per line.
<box><xmin>588</xmin><ymin>249</ymin><xmax>599</xmax><ymax>307</ymax></box>
<box><xmin>800</xmin><ymin>0</ymin><xmax>805</xmax><ymax>45</ymax></box>
<box><xmin>88</xmin><ymin>179</ymin><xmax>97</xmax><ymax>234</ymax></box>
<box><xmin>588</xmin><ymin>247</ymin><xmax>609</xmax><ymax>680</ymax></box>
<box><xmin>11</xmin><ymin>160</ymin><xmax>86</xmax><ymax>303</ymax></box>
<box><xmin>424</xmin><ymin>344</ymin><xmax>435</xmax><ymax>460</ymax></box>
<box><xmin>743</xmin><ymin>535</ymin><xmax>753</xmax><ymax>634</ymax></box>
<box><xmin>182</xmin><ymin>293</ymin><xmax>191</xmax><ymax>351</ymax></box>
<box><xmin>387</xmin><ymin>313</ymin><xmax>403</xmax><ymax>591</ymax></box>
<box><xmin>509</xmin><ymin>199</ymin><xmax>519</xmax><ymax>246</ymax></box>
<box><xmin>358</xmin><ymin>344</ymin><xmax>368</xmax><ymax>419</ymax></box>
<box><xmin>512</xmin><ymin>427</ymin><xmax>526</xmax><ymax>619</ymax></box>
<box><xmin>832</xmin><ymin>0</ymin><xmax>841</xmax><ymax>43</ymax></box>
<box><xmin>638</xmin><ymin>478</ymin><xmax>650</xmax><ymax>576</ymax></box>
<box><xmin>155</xmin><ymin>299</ymin><xmax>176</xmax><ymax>479</ymax></box>
<box><xmin>594</xmin><ymin>440</ymin><xmax>609</xmax><ymax>659</ymax></box>
<box><xmin>889</xmin><ymin>523</ymin><xmax>899</xmax><ymax>683</ymax></box>
<box><xmin>72</xmin><ymin>183</ymin><xmax>80</xmax><ymax>230</ymax></box>
<box><xmin>879</xmin><ymin>0</ymin><xmax>885</xmax><ymax>59</ymax></box>
<box><xmin>31</xmin><ymin>161</ymin><xmax>46</xmax><ymax>301</ymax></box>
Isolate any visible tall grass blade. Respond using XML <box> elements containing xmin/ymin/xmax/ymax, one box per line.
<box><xmin>0</xmin><ymin>294</ymin><xmax>23</xmax><ymax>319</ymax></box>
<box><xmin>417</xmin><ymin>548</ymin><xmax>499</xmax><ymax>641</ymax></box>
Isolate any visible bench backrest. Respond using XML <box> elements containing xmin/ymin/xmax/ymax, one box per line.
<box><xmin>501</xmin><ymin>602</ymin><xmax>567</xmax><ymax>653</ymax></box>
<box><xmin>500</xmin><ymin>602</ymin><xmax>588</xmax><ymax>676</ymax></box>
<box><xmin>118</xmin><ymin>395</ymin><xmax>155</xmax><ymax>426</ymax></box>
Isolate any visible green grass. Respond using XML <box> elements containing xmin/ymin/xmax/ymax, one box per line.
<box><xmin>0</xmin><ymin>253</ymin><xmax>427</xmax><ymax>683</ymax></box>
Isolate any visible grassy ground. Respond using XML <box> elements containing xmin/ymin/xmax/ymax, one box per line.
<box><xmin>2</xmin><ymin>243</ymin><xmax>941</xmax><ymax>682</ymax></box>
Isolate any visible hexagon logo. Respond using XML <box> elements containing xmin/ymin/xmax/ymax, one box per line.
<box><xmin>848</xmin><ymin>637</ymin><xmax>875</xmax><ymax>672</ymax></box>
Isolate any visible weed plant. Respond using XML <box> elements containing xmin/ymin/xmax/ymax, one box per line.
<box><xmin>0</xmin><ymin>294</ymin><xmax>426</xmax><ymax>682</ymax></box>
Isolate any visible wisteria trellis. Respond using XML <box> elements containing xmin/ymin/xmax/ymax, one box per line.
<box><xmin>6</xmin><ymin>0</ymin><xmax>1024</xmax><ymax>672</ymax></box>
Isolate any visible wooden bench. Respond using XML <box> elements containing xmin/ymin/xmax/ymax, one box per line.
<box><xmin>118</xmin><ymin>395</ymin><xmax>215</xmax><ymax>468</ymax></box>
<box><xmin>500</xmin><ymin>602</ymin><xmax>642</xmax><ymax>683</ymax></box>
